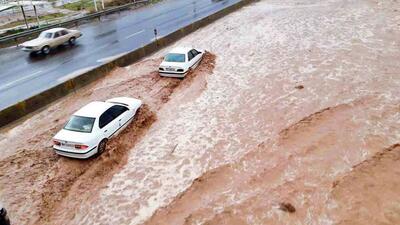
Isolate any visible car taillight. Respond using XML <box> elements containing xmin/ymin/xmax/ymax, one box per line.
<box><xmin>75</xmin><ymin>144</ymin><xmax>89</xmax><ymax>150</ymax></box>
<box><xmin>53</xmin><ymin>140</ymin><xmax>61</xmax><ymax>146</ymax></box>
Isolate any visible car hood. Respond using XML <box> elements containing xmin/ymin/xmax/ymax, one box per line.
<box><xmin>53</xmin><ymin>128</ymin><xmax>95</xmax><ymax>144</ymax></box>
<box><xmin>22</xmin><ymin>38</ymin><xmax>46</xmax><ymax>47</ymax></box>
<box><xmin>160</xmin><ymin>61</ymin><xmax>186</xmax><ymax>68</ymax></box>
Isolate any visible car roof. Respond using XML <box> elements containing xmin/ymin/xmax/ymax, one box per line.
<box><xmin>73</xmin><ymin>101</ymin><xmax>114</xmax><ymax>118</ymax></box>
<box><xmin>169</xmin><ymin>47</ymin><xmax>193</xmax><ymax>54</ymax></box>
<box><xmin>43</xmin><ymin>27</ymin><xmax>66</xmax><ymax>33</ymax></box>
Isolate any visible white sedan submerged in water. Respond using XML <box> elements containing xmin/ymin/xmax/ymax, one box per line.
<box><xmin>52</xmin><ymin>97</ymin><xmax>142</xmax><ymax>159</ymax></box>
<box><xmin>159</xmin><ymin>47</ymin><xmax>204</xmax><ymax>78</ymax></box>
<box><xmin>21</xmin><ymin>27</ymin><xmax>82</xmax><ymax>55</ymax></box>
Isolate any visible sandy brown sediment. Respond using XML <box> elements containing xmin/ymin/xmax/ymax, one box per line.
<box><xmin>72</xmin><ymin>0</ymin><xmax>400</xmax><ymax>223</ymax></box>
<box><xmin>329</xmin><ymin>143</ymin><xmax>400</xmax><ymax>225</ymax></box>
<box><xmin>0</xmin><ymin>52</ymin><xmax>216</xmax><ymax>225</ymax></box>
<box><xmin>145</xmin><ymin>96</ymin><xmax>400</xmax><ymax>225</ymax></box>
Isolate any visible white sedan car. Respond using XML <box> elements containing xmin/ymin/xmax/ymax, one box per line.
<box><xmin>159</xmin><ymin>47</ymin><xmax>204</xmax><ymax>78</ymax></box>
<box><xmin>21</xmin><ymin>27</ymin><xmax>82</xmax><ymax>55</ymax></box>
<box><xmin>52</xmin><ymin>97</ymin><xmax>142</xmax><ymax>159</ymax></box>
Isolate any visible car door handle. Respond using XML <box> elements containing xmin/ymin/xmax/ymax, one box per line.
<box><xmin>104</xmin><ymin>130</ymin><xmax>108</xmax><ymax>133</ymax></box>
<box><xmin>119</xmin><ymin>119</ymin><xmax>122</xmax><ymax>121</ymax></box>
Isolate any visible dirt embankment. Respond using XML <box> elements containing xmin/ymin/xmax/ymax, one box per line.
<box><xmin>0</xmin><ymin>52</ymin><xmax>216</xmax><ymax>225</ymax></box>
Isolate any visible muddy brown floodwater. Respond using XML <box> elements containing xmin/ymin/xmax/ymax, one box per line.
<box><xmin>1</xmin><ymin>0</ymin><xmax>400</xmax><ymax>224</ymax></box>
<box><xmin>0</xmin><ymin>53</ymin><xmax>216</xmax><ymax>225</ymax></box>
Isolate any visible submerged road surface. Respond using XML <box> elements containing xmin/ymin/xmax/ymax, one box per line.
<box><xmin>0</xmin><ymin>0</ymin><xmax>239</xmax><ymax>110</ymax></box>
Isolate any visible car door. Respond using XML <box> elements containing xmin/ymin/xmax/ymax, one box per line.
<box><xmin>109</xmin><ymin>105</ymin><xmax>131</xmax><ymax>135</ymax></box>
<box><xmin>60</xmin><ymin>29</ymin><xmax>70</xmax><ymax>42</ymax></box>
<box><xmin>187</xmin><ymin>50</ymin><xmax>196</xmax><ymax>68</ymax></box>
<box><xmin>45</xmin><ymin>32</ymin><xmax>56</xmax><ymax>47</ymax></box>
<box><xmin>190</xmin><ymin>49</ymin><xmax>202</xmax><ymax>68</ymax></box>
<box><xmin>98</xmin><ymin>109</ymin><xmax>119</xmax><ymax>139</ymax></box>
<box><xmin>52</xmin><ymin>31</ymin><xmax>63</xmax><ymax>47</ymax></box>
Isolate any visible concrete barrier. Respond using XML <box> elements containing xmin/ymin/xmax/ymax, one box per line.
<box><xmin>0</xmin><ymin>0</ymin><xmax>255</xmax><ymax>128</ymax></box>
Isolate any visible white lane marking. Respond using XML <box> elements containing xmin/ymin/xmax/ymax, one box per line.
<box><xmin>57</xmin><ymin>66</ymin><xmax>97</xmax><ymax>83</ymax></box>
<box><xmin>125</xmin><ymin>29</ymin><xmax>145</xmax><ymax>40</ymax></box>
<box><xmin>0</xmin><ymin>70</ymin><xmax>43</xmax><ymax>92</ymax></box>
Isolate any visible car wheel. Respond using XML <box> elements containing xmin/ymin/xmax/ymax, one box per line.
<box><xmin>41</xmin><ymin>45</ymin><xmax>50</xmax><ymax>55</ymax></box>
<box><xmin>69</xmin><ymin>37</ymin><xmax>76</xmax><ymax>46</ymax></box>
<box><xmin>97</xmin><ymin>139</ymin><xmax>108</xmax><ymax>155</ymax></box>
<box><xmin>29</xmin><ymin>51</ymin><xmax>38</xmax><ymax>57</ymax></box>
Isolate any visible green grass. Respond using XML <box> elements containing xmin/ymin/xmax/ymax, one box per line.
<box><xmin>61</xmin><ymin>0</ymin><xmax>97</xmax><ymax>12</ymax></box>
<box><xmin>61</xmin><ymin>0</ymin><xmax>163</xmax><ymax>12</ymax></box>
<box><xmin>40</xmin><ymin>12</ymin><xmax>66</xmax><ymax>20</ymax></box>
<box><xmin>0</xmin><ymin>28</ymin><xmax>25</xmax><ymax>36</ymax></box>
<box><xmin>0</xmin><ymin>13</ymin><xmax>65</xmax><ymax>30</ymax></box>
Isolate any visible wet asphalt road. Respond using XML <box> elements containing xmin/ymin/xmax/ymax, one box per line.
<box><xmin>0</xmin><ymin>0</ymin><xmax>239</xmax><ymax>110</ymax></box>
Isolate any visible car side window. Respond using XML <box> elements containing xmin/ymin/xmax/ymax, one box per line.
<box><xmin>61</xmin><ymin>30</ymin><xmax>68</xmax><ymax>36</ymax></box>
<box><xmin>99</xmin><ymin>110</ymin><xmax>114</xmax><ymax>129</ymax></box>
<box><xmin>188</xmin><ymin>51</ymin><xmax>195</xmax><ymax>61</ymax></box>
<box><xmin>53</xmin><ymin>32</ymin><xmax>60</xmax><ymax>38</ymax></box>
<box><xmin>191</xmin><ymin>49</ymin><xmax>200</xmax><ymax>56</ymax></box>
<box><xmin>108</xmin><ymin>105</ymin><xmax>129</xmax><ymax>119</ymax></box>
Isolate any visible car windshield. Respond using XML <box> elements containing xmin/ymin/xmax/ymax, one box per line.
<box><xmin>64</xmin><ymin>116</ymin><xmax>95</xmax><ymax>133</ymax></box>
<box><xmin>39</xmin><ymin>32</ymin><xmax>53</xmax><ymax>39</ymax></box>
<box><xmin>164</xmin><ymin>53</ymin><xmax>185</xmax><ymax>62</ymax></box>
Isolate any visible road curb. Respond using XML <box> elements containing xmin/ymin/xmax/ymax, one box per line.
<box><xmin>0</xmin><ymin>0</ymin><xmax>255</xmax><ymax>128</ymax></box>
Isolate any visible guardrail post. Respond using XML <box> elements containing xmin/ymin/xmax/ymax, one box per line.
<box><xmin>154</xmin><ymin>28</ymin><xmax>158</xmax><ymax>46</ymax></box>
<box><xmin>20</xmin><ymin>6</ymin><xmax>29</xmax><ymax>29</ymax></box>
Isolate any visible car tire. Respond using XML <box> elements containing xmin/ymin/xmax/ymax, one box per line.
<box><xmin>69</xmin><ymin>37</ymin><xmax>76</xmax><ymax>46</ymax></box>
<box><xmin>29</xmin><ymin>51</ymin><xmax>38</xmax><ymax>57</ymax></box>
<box><xmin>41</xmin><ymin>45</ymin><xmax>50</xmax><ymax>55</ymax></box>
<box><xmin>97</xmin><ymin>139</ymin><xmax>108</xmax><ymax>155</ymax></box>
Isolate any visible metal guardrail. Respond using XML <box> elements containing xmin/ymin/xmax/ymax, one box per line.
<box><xmin>0</xmin><ymin>0</ymin><xmax>149</xmax><ymax>44</ymax></box>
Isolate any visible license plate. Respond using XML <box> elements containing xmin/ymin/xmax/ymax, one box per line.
<box><xmin>61</xmin><ymin>142</ymin><xmax>74</xmax><ymax>147</ymax></box>
<box><xmin>166</xmin><ymin>68</ymin><xmax>175</xmax><ymax>71</ymax></box>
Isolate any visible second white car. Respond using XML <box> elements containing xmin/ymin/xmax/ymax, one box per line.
<box><xmin>52</xmin><ymin>97</ymin><xmax>142</xmax><ymax>159</ymax></box>
<box><xmin>21</xmin><ymin>27</ymin><xmax>82</xmax><ymax>55</ymax></box>
<box><xmin>159</xmin><ymin>47</ymin><xmax>204</xmax><ymax>78</ymax></box>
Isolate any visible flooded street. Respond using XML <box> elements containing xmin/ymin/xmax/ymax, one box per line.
<box><xmin>1</xmin><ymin>0</ymin><xmax>400</xmax><ymax>224</ymax></box>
